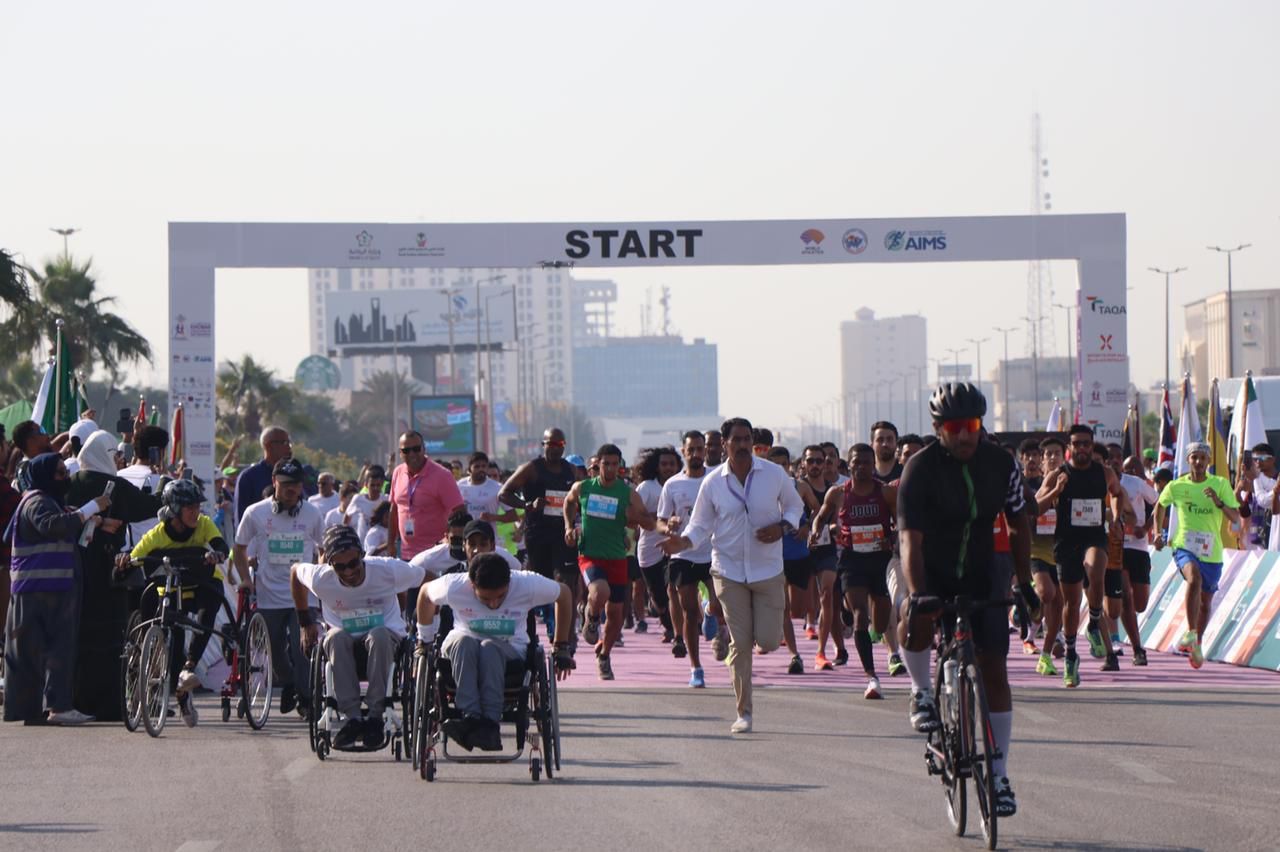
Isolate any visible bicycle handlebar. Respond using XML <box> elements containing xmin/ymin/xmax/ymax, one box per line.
<box><xmin>904</xmin><ymin>594</ymin><xmax>1022</xmax><ymax>648</ymax></box>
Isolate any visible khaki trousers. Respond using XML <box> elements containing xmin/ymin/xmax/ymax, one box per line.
<box><xmin>713</xmin><ymin>571</ymin><xmax>785</xmax><ymax>717</ymax></box>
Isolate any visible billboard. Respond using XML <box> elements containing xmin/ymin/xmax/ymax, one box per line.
<box><xmin>410</xmin><ymin>395</ymin><xmax>476</xmax><ymax>456</ymax></box>
<box><xmin>325</xmin><ymin>286</ymin><xmax>515</xmax><ymax>354</ymax></box>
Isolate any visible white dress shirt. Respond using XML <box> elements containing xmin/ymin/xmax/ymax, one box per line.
<box><xmin>683</xmin><ymin>455</ymin><xmax>804</xmax><ymax>584</ymax></box>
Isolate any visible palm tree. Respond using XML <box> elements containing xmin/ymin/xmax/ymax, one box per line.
<box><xmin>350</xmin><ymin>370</ymin><xmax>422</xmax><ymax>459</ymax></box>
<box><xmin>0</xmin><ymin>357</ymin><xmax>43</xmax><ymax>405</ymax></box>
<box><xmin>217</xmin><ymin>355</ymin><xmax>310</xmax><ymax>439</ymax></box>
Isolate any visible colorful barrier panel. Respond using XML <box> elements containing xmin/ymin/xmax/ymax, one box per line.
<box><xmin>1131</xmin><ymin>548</ymin><xmax>1280</xmax><ymax>672</ymax></box>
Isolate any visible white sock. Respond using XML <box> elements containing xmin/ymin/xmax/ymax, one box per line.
<box><xmin>902</xmin><ymin>648</ymin><xmax>932</xmax><ymax>694</ymax></box>
<box><xmin>990</xmin><ymin>710</ymin><xmax>1013</xmax><ymax>779</ymax></box>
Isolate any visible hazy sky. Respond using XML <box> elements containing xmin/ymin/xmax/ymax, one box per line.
<box><xmin>4</xmin><ymin>1</ymin><xmax>1277</xmax><ymax>432</ymax></box>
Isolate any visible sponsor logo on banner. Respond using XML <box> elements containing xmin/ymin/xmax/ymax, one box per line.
<box><xmin>841</xmin><ymin>228</ymin><xmax>868</xmax><ymax>255</ymax></box>
<box><xmin>800</xmin><ymin>229</ymin><xmax>825</xmax><ymax>255</ymax></box>
<box><xmin>1086</xmin><ymin>295</ymin><xmax>1126</xmax><ymax>316</ymax></box>
<box><xmin>1085</xmin><ymin>384</ymin><xmax>1127</xmax><ymax>409</ymax></box>
<box><xmin>1088</xmin><ymin>419</ymin><xmax>1123</xmax><ymax>442</ymax></box>
<box><xmin>349</xmin><ymin>230</ymin><xmax>382</xmax><ymax>262</ymax></box>
<box><xmin>172</xmin><ymin>314</ymin><xmax>210</xmax><ymax>340</ymax></box>
<box><xmin>1089</xmin><ymin>382</ymin><xmax>1103</xmax><ymax>407</ymax></box>
<box><xmin>884</xmin><ymin>229</ymin><xmax>947</xmax><ymax>252</ymax></box>
<box><xmin>397</xmin><ymin>231</ymin><xmax>445</xmax><ymax>258</ymax></box>
<box><xmin>564</xmin><ymin>228</ymin><xmax>702</xmax><ymax>260</ymax></box>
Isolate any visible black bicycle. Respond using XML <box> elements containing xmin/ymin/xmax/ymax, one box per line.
<box><xmin>907</xmin><ymin>594</ymin><xmax>1014</xmax><ymax>850</ymax></box>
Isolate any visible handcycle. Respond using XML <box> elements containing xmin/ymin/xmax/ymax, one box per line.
<box><xmin>411</xmin><ymin>612</ymin><xmax>562</xmax><ymax>783</ymax></box>
<box><xmin>907</xmin><ymin>594</ymin><xmax>1018</xmax><ymax>851</ymax></box>
<box><xmin>119</xmin><ymin>548</ymin><xmax>272</xmax><ymax>737</ymax></box>
<box><xmin>307</xmin><ymin>626</ymin><xmax>415</xmax><ymax>761</ymax></box>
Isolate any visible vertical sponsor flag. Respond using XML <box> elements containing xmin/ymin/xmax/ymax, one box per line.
<box><xmin>1207</xmin><ymin>379</ymin><xmax>1238</xmax><ymax>548</ymax></box>
<box><xmin>31</xmin><ymin>359</ymin><xmax>55</xmax><ymax>434</ymax></box>
<box><xmin>148</xmin><ymin>405</ymin><xmax>160</xmax><ymax>426</ymax></box>
<box><xmin>33</xmin><ymin>330</ymin><xmax>76</xmax><ymax>436</ymax></box>
<box><xmin>1121</xmin><ymin>405</ymin><xmax>1135</xmax><ymax>460</ymax></box>
<box><xmin>1168</xmin><ymin>376</ymin><xmax>1199</xmax><ymax>542</ymax></box>
<box><xmin>1158</xmin><ymin>386</ymin><xmax>1177</xmax><ymax>471</ymax></box>
<box><xmin>1045</xmin><ymin>397</ymin><xmax>1063</xmax><ymax>432</ymax></box>
<box><xmin>1229</xmin><ymin>372</ymin><xmax>1267</xmax><ymax>479</ymax></box>
<box><xmin>1132</xmin><ymin>392</ymin><xmax>1144</xmax><ymax>457</ymax></box>
<box><xmin>137</xmin><ymin>395</ymin><xmax>147</xmax><ymax>429</ymax></box>
<box><xmin>169</xmin><ymin>402</ymin><xmax>185</xmax><ymax>466</ymax></box>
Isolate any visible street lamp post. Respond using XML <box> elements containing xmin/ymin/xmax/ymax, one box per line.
<box><xmin>391</xmin><ymin>309</ymin><xmax>418</xmax><ymax>457</ymax></box>
<box><xmin>993</xmin><ymin>326</ymin><xmax>1017</xmax><ymax>430</ymax></box>
<box><xmin>913</xmin><ymin>365</ymin><xmax>927</xmax><ymax>432</ymax></box>
<box><xmin>1053</xmin><ymin>302</ymin><xmax>1075</xmax><ymax>420</ymax></box>
<box><xmin>945</xmin><ymin>347</ymin><xmax>966</xmax><ymax>381</ymax></box>
<box><xmin>1147</xmin><ymin>266</ymin><xmax>1187</xmax><ymax>391</ymax></box>
<box><xmin>50</xmin><ymin>227</ymin><xmax>79</xmax><ymax>259</ymax></box>
<box><xmin>966</xmin><ymin>337</ymin><xmax>988</xmax><ymax>394</ymax></box>
<box><xmin>1208</xmin><ymin>244</ymin><xmax>1251</xmax><ymax>377</ymax></box>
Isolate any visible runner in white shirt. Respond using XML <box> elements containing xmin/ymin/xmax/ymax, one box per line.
<box><xmin>457</xmin><ymin>452</ymin><xmax>517</xmax><ymax>525</ymax></box>
<box><xmin>307</xmin><ymin>471</ymin><xmax>340</xmax><ymax>517</ymax></box>
<box><xmin>1119</xmin><ymin>456</ymin><xmax>1160</xmax><ymax>666</ymax></box>
<box><xmin>292</xmin><ymin>524</ymin><xmax>425</xmax><ymax>751</ymax></box>
<box><xmin>411</xmin><ymin>517</ymin><xmax>522</xmax><ymax>580</ymax></box>
<box><xmin>345</xmin><ymin>465</ymin><xmax>387</xmax><ymax>541</ymax></box>
<box><xmin>635</xmin><ymin>447</ymin><xmax>680</xmax><ymax>643</ymax></box>
<box><xmin>363</xmin><ymin>501</ymin><xmax>392</xmax><ymax>555</ymax></box>
<box><xmin>325</xmin><ymin>481</ymin><xmax>359</xmax><ymax>529</ymax></box>
<box><xmin>234</xmin><ymin>458</ymin><xmax>325</xmax><ymax>717</ymax></box>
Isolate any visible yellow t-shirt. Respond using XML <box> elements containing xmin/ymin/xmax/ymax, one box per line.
<box><xmin>131</xmin><ymin>514</ymin><xmax>227</xmax><ymax>580</ymax></box>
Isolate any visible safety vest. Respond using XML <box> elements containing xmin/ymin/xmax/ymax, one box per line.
<box><xmin>8</xmin><ymin>493</ymin><xmax>78</xmax><ymax>594</ymax></box>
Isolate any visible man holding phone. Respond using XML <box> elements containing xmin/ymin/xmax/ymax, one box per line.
<box><xmin>117</xmin><ymin>424</ymin><xmax>171</xmax><ymax>548</ymax></box>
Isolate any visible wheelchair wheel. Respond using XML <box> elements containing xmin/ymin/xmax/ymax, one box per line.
<box><xmin>533</xmin><ymin>659</ymin><xmax>554</xmax><ymax>780</ymax></box>
<box><xmin>397</xmin><ymin>643</ymin><xmax>414</xmax><ymax>765</ymax></box>
<box><xmin>309</xmin><ymin>646</ymin><xmax>326</xmax><ymax>757</ymax></box>
<box><xmin>139</xmin><ymin>624</ymin><xmax>171</xmax><ymax>738</ymax></box>
<box><xmin>547</xmin><ymin>655</ymin><xmax>562</xmax><ymax>772</ymax></box>
<box><xmin>120</xmin><ymin>613</ymin><xmax>144</xmax><ymax>732</ymax></box>
<box><xmin>241</xmin><ymin>611</ymin><xmax>272</xmax><ymax>730</ymax></box>
<box><xmin>530</xmin><ymin>757</ymin><xmax>541</xmax><ymax>782</ymax></box>
<box><xmin>221</xmin><ymin>697</ymin><xmax>231</xmax><ymax>723</ymax></box>
<box><xmin>410</xmin><ymin>654</ymin><xmax>429</xmax><ymax>772</ymax></box>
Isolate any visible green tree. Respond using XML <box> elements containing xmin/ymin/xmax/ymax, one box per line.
<box><xmin>349</xmin><ymin>370</ymin><xmax>422</xmax><ymax>459</ymax></box>
<box><xmin>216</xmin><ymin>355</ymin><xmax>310</xmax><ymax>439</ymax></box>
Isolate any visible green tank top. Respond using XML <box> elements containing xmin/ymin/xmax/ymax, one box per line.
<box><xmin>579</xmin><ymin>477</ymin><xmax>631</xmax><ymax>560</ymax></box>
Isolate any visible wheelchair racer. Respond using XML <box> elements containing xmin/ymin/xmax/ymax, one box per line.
<box><xmin>290</xmin><ymin>525</ymin><xmax>425</xmax><ymax>750</ymax></box>
<box><xmin>118</xmin><ymin>479</ymin><xmax>238</xmax><ymax>727</ymax></box>
<box><xmin>415</xmin><ymin>537</ymin><xmax>573</xmax><ymax>752</ymax></box>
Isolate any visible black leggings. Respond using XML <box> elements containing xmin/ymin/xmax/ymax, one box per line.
<box><xmin>641</xmin><ymin>559</ymin><xmax>670</xmax><ymax>613</ymax></box>
<box><xmin>140</xmin><ymin>581</ymin><xmax>223</xmax><ymax>669</ymax></box>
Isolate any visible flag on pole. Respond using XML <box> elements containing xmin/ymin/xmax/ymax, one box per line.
<box><xmin>1045</xmin><ymin>397</ymin><xmax>1064</xmax><ymax>432</ymax></box>
<box><xmin>148</xmin><ymin>406</ymin><xmax>160</xmax><ymax>426</ymax></box>
<box><xmin>136</xmin><ymin>395</ymin><xmax>147</xmax><ymax>428</ymax></box>
<box><xmin>1173</xmin><ymin>375</ymin><xmax>1200</xmax><ymax>478</ymax></box>
<box><xmin>1158</xmin><ymin>386</ymin><xmax>1177</xmax><ymax>471</ymax></box>
<box><xmin>1121</xmin><ymin>405</ymin><xmax>1135</xmax><ymax>460</ymax></box>
<box><xmin>31</xmin><ymin>359</ymin><xmax>55</xmax><ymax>434</ymax></box>
<box><xmin>169</xmin><ymin>403</ymin><xmax>185</xmax><ymax>466</ymax></box>
<box><xmin>72</xmin><ymin>370</ymin><xmax>91</xmax><ymax>420</ymax></box>
<box><xmin>1207</xmin><ymin>379</ymin><xmax>1230</xmax><ymax>477</ymax></box>
<box><xmin>1229</xmin><ymin>371</ymin><xmax>1267</xmax><ymax>479</ymax></box>
<box><xmin>33</xmin><ymin>330</ymin><xmax>77</xmax><ymax>435</ymax></box>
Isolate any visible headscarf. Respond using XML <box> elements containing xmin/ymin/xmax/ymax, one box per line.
<box><xmin>69</xmin><ymin>419</ymin><xmax>98</xmax><ymax>445</ymax></box>
<box><xmin>78</xmin><ymin>430</ymin><xmax>119</xmax><ymax>476</ymax></box>
<box><xmin>26</xmin><ymin>452</ymin><xmax>67</xmax><ymax>506</ymax></box>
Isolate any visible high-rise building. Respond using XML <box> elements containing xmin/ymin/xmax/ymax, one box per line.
<box><xmin>841</xmin><ymin>308</ymin><xmax>928</xmax><ymax>442</ymax></box>
<box><xmin>1182</xmin><ymin>288</ymin><xmax>1280</xmax><ymax>395</ymax></box>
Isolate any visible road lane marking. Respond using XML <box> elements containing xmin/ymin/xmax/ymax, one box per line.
<box><xmin>1112</xmin><ymin>759</ymin><xmax>1174</xmax><ymax>784</ymax></box>
<box><xmin>175</xmin><ymin>842</ymin><xmax>219</xmax><ymax>852</ymax></box>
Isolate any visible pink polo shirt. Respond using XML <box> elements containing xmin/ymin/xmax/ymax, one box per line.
<box><xmin>390</xmin><ymin>460</ymin><xmax>464</xmax><ymax>559</ymax></box>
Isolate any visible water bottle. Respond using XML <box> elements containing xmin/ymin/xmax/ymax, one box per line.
<box><xmin>943</xmin><ymin>659</ymin><xmax>958</xmax><ymax>697</ymax></box>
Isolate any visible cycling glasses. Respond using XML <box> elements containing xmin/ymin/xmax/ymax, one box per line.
<box><xmin>940</xmin><ymin>417</ymin><xmax>982</xmax><ymax>435</ymax></box>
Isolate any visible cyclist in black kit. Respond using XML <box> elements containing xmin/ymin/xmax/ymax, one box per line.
<box><xmin>896</xmin><ymin>383</ymin><xmax>1041</xmax><ymax>819</ymax></box>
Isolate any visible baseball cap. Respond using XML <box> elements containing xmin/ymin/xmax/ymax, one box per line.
<box><xmin>564</xmin><ymin>454</ymin><xmax>586</xmax><ymax>467</ymax></box>
<box><xmin>1142</xmin><ymin>448</ymin><xmax>1156</xmax><ymax>461</ymax></box>
<box><xmin>462</xmin><ymin>519</ymin><xmax>495</xmax><ymax>542</ymax></box>
<box><xmin>272</xmin><ymin>458</ymin><xmax>305</xmax><ymax>482</ymax></box>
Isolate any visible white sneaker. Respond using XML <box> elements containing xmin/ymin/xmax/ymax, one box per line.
<box><xmin>47</xmin><ymin>709</ymin><xmax>95</xmax><ymax>725</ymax></box>
<box><xmin>730</xmin><ymin>713</ymin><xmax>752</xmax><ymax>734</ymax></box>
<box><xmin>864</xmin><ymin>675</ymin><xmax>883</xmax><ymax>700</ymax></box>
<box><xmin>176</xmin><ymin>668</ymin><xmax>200</xmax><ymax>696</ymax></box>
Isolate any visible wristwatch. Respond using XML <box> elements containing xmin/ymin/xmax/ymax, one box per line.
<box><xmin>778</xmin><ymin>520</ymin><xmax>795</xmax><ymax>537</ymax></box>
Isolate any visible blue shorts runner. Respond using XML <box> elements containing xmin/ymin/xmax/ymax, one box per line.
<box><xmin>1172</xmin><ymin>548</ymin><xmax>1223</xmax><ymax>594</ymax></box>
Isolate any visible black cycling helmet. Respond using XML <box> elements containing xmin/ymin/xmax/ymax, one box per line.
<box><xmin>929</xmin><ymin>382</ymin><xmax>987</xmax><ymax>421</ymax></box>
<box><xmin>157</xmin><ymin>479</ymin><xmax>205</xmax><ymax>521</ymax></box>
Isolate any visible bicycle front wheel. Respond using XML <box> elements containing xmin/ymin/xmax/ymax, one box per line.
<box><xmin>241</xmin><ymin>611</ymin><xmax>273</xmax><ymax>730</ymax></box>
<box><xmin>935</xmin><ymin>662</ymin><xmax>965</xmax><ymax>836</ymax></box>
<box><xmin>139</xmin><ymin>624</ymin><xmax>171</xmax><ymax>738</ymax></box>
<box><xmin>964</xmin><ymin>663</ymin><xmax>998</xmax><ymax>850</ymax></box>
<box><xmin>120</xmin><ymin>612</ymin><xmax>144</xmax><ymax>732</ymax></box>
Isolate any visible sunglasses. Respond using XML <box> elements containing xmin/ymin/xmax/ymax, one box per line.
<box><xmin>330</xmin><ymin>556</ymin><xmax>361</xmax><ymax>573</ymax></box>
<box><xmin>399</xmin><ymin>445</ymin><xmax>424</xmax><ymax>454</ymax></box>
<box><xmin>544</xmin><ymin>440</ymin><xmax>566</xmax><ymax>448</ymax></box>
<box><xmin>940</xmin><ymin>417</ymin><xmax>982</xmax><ymax>435</ymax></box>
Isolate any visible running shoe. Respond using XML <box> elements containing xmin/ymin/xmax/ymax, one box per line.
<box><xmin>863</xmin><ymin>675</ymin><xmax>882</xmax><ymax>700</ymax></box>
<box><xmin>623</xmin><ymin>613</ymin><xmax>634</xmax><ymax>630</ymax></box>
<box><xmin>1189</xmin><ymin>638</ymin><xmax>1204</xmax><ymax>669</ymax></box>
<box><xmin>280</xmin><ymin>684</ymin><xmax>298</xmax><ymax>715</ymax></box>
<box><xmin>661</xmin><ymin>627</ymin><xmax>674</xmax><ymax>643</ymax></box>
<box><xmin>908</xmin><ymin>691</ymin><xmax>940</xmax><ymax>732</ymax></box>
<box><xmin>702</xmin><ymin>609</ymin><xmax>717</xmax><ymax>641</ymax></box>
<box><xmin>176</xmin><ymin>668</ymin><xmax>200</xmax><ymax>696</ymax></box>
<box><xmin>1132</xmin><ymin>647</ymin><xmax>1148</xmax><ymax>667</ymax></box>
<box><xmin>1176</xmin><ymin>630</ymin><xmax>1195</xmax><ymax>654</ymax></box>
<box><xmin>1051</xmin><ymin>636</ymin><xmax>1065</xmax><ymax>659</ymax></box>
<box><xmin>1035</xmin><ymin>654</ymin><xmax>1058</xmax><ymax>677</ymax></box>
<box><xmin>1100</xmin><ymin>652</ymin><xmax>1119</xmax><ymax>672</ymax></box>
<box><xmin>887</xmin><ymin>654</ymin><xmax>907</xmax><ymax>677</ymax></box>
<box><xmin>635</xmin><ymin>619</ymin><xmax>649</xmax><ymax>634</ymax></box>
<box><xmin>994</xmin><ymin>777</ymin><xmax>1018</xmax><ymax>817</ymax></box>
<box><xmin>46</xmin><ymin>708</ymin><xmax>94</xmax><ymax>725</ymax></box>
<box><xmin>834</xmin><ymin>648</ymin><xmax>849</xmax><ymax>667</ymax></box>
<box><xmin>178</xmin><ymin>692</ymin><xmax>198</xmax><ymax>728</ymax></box>
<box><xmin>1063</xmin><ymin>652</ymin><xmax>1081</xmax><ymax>688</ymax></box>
<box><xmin>730</xmin><ymin>713</ymin><xmax>752</xmax><ymax>734</ymax></box>
<box><xmin>1085</xmin><ymin>620</ymin><xmax>1107</xmax><ymax>659</ymax></box>
<box><xmin>868</xmin><ymin>628</ymin><xmax>883</xmax><ymax>643</ymax></box>
<box><xmin>804</xmin><ymin>626</ymin><xmax>818</xmax><ymax>641</ymax></box>
<box><xmin>689</xmin><ymin>667</ymin><xmax>706</xmax><ymax>688</ymax></box>
<box><xmin>787</xmin><ymin>655</ymin><xmax>804</xmax><ymax>675</ymax></box>
<box><xmin>814</xmin><ymin>653</ymin><xmax>834</xmax><ymax>671</ymax></box>
<box><xmin>614</xmin><ymin>634</ymin><xmax>625</xmax><ymax>647</ymax></box>
<box><xmin>1022</xmin><ymin>639</ymin><xmax>1038</xmax><ymax>655</ymax></box>
<box><xmin>596</xmin><ymin>652</ymin><xmax>615</xmax><ymax>681</ymax></box>
<box><xmin>672</xmin><ymin>637</ymin><xmax>687</xmax><ymax>659</ymax></box>
<box><xmin>582</xmin><ymin>616</ymin><xmax>600</xmax><ymax>646</ymax></box>
<box><xmin>711</xmin><ymin>628</ymin><xmax>729</xmax><ymax>662</ymax></box>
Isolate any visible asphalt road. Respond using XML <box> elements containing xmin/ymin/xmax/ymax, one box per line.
<box><xmin>3</xmin><ymin>682</ymin><xmax>1277</xmax><ymax>852</ymax></box>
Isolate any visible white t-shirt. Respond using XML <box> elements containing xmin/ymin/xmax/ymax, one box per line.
<box><xmin>323</xmin><ymin>505</ymin><xmax>347</xmax><ymax>529</ymax></box>
<box><xmin>345</xmin><ymin>494</ymin><xmax>381</xmax><ymax>540</ymax></box>
<box><xmin>364</xmin><ymin>525</ymin><xmax>390</xmax><ymax>555</ymax></box>
<box><xmin>410</xmin><ymin>541</ymin><xmax>521</xmax><ymax>578</ymax></box>
<box><xmin>426</xmin><ymin>570</ymin><xmax>560</xmax><ymax>656</ymax></box>
<box><xmin>295</xmin><ymin>556</ymin><xmax>424</xmax><ymax>637</ymax></box>
<box><xmin>235</xmin><ymin>498</ymin><xmax>325</xmax><ymax>610</ymax></box>
<box><xmin>458</xmin><ymin>477</ymin><xmax>502</xmax><ymax>520</ymax></box>
<box><xmin>308</xmin><ymin>492</ymin><xmax>340</xmax><ymax>517</ymax></box>
<box><xmin>635</xmin><ymin>479</ymin><xmax>666</xmax><ymax>568</ymax></box>
<box><xmin>658</xmin><ymin>469</ymin><xmax>713</xmax><ymax>563</ymax></box>
<box><xmin>1120</xmin><ymin>473</ymin><xmax>1159</xmax><ymax>550</ymax></box>
<box><xmin>118</xmin><ymin>463</ymin><xmax>165</xmax><ymax>547</ymax></box>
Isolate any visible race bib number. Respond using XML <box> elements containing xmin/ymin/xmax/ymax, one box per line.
<box><xmin>1070</xmin><ymin>499</ymin><xmax>1102</xmax><ymax>527</ymax></box>
<box><xmin>340</xmin><ymin>608</ymin><xmax>384</xmax><ymax>635</ymax></box>
<box><xmin>543</xmin><ymin>490</ymin><xmax>568</xmax><ymax>517</ymax></box>
<box><xmin>267</xmin><ymin>532</ymin><xmax>306</xmax><ymax>568</ymax></box>
<box><xmin>585</xmin><ymin>492</ymin><xmax>620</xmax><ymax>520</ymax></box>
<box><xmin>469</xmin><ymin>617</ymin><xmax>517</xmax><ymax>637</ymax></box>
<box><xmin>1036</xmin><ymin>508</ymin><xmax>1057</xmax><ymax>536</ymax></box>
<box><xmin>848</xmin><ymin>524</ymin><xmax>884</xmax><ymax>554</ymax></box>
<box><xmin>1183</xmin><ymin>530</ymin><xmax>1214</xmax><ymax>559</ymax></box>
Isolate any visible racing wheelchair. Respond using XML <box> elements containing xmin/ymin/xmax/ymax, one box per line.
<box><xmin>119</xmin><ymin>549</ymin><xmax>272</xmax><ymax>737</ymax></box>
<box><xmin>411</xmin><ymin>611</ymin><xmax>562</xmax><ymax>782</ymax></box>
<box><xmin>308</xmin><ymin>628</ymin><xmax>415</xmax><ymax>761</ymax></box>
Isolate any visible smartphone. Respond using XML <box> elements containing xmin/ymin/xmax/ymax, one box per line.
<box><xmin>103</xmin><ymin>481</ymin><xmax>115</xmax><ymax>499</ymax></box>
<box><xmin>70</xmin><ymin>435</ymin><xmax>82</xmax><ymax>455</ymax></box>
<box><xmin>181</xmin><ymin>468</ymin><xmax>194</xmax><ymax>482</ymax></box>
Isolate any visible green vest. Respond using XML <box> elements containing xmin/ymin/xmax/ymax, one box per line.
<box><xmin>579</xmin><ymin>477</ymin><xmax>631</xmax><ymax>560</ymax></box>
